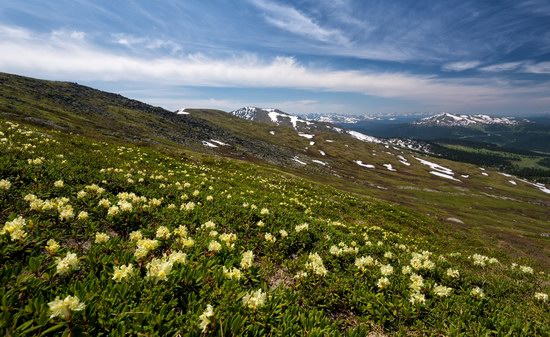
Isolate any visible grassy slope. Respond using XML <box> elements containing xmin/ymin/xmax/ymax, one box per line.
<box><xmin>188</xmin><ymin>109</ymin><xmax>550</xmax><ymax>271</ymax></box>
<box><xmin>1</xmin><ymin>119</ymin><xmax>549</xmax><ymax>336</ymax></box>
<box><xmin>1</xmin><ymin>73</ymin><xmax>549</xmax><ymax>272</ymax></box>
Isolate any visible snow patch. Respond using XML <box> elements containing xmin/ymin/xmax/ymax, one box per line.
<box><xmin>176</xmin><ymin>108</ymin><xmax>190</xmax><ymax>115</ymax></box>
<box><xmin>269</xmin><ymin>131</ymin><xmax>275</xmax><ymax>135</ymax></box>
<box><xmin>348</xmin><ymin>130</ymin><xmax>382</xmax><ymax>143</ymax></box>
<box><xmin>430</xmin><ymin>171</ymin><xmax>461</xmax><ymax>181</ymax></box>
<box><xmin>414</xmin><ymin>157</ymin><xmax>454</xmax><ymax>175</ymax></box>
<box><xmin>319</xmin><ymin>150</ymin><xmax>326</xmax><ymax>156</ymax></box>
<box><xmin>298</xmin><ymin>133</ymin><xmax>315</xmax><ymax>139</ymax></box>
<box><xmin>202</xmin><ymin>141</ymin><xmax>218</xmax><ymax>148</ymax></box>
<box><xmin>354</xmin><ymin>160</ymin><xmax>375</xmax><ymax>169</ymax></box>
<box><xmin>508</xmin><ymin>180</ymin><xmax>517</xmax><ymax>185</ymax></box>
<box><xmin>312</xmin><ymin>160</ymin><xmax>327</xmax><ymax>166</ymax></box>
<box><xmin>210</xmin><ymin>139</ymin><xmax>228</xmax><ymax>146</ymax></box>
<box><xmin>325</xmin><ymin>140</ymin><xmax>334</xmax><ymax>143</ymax></box>
<box><xmin>309</xmin><ymin>141</ymin><xmax>315</xmax><ymax>146</ymax></box>
<box><xmin>268</xmin><ymin>111</ymin><xmax>280</xmax><ymax>123</ymax></box>
<box><xmin>292</xmin><ymin>157</ymin><xmax>307</xmax><ymax>165</ymax></box>
<box><xmin>383</xmin><ymin>164</ymin><xmax>396</xmax><ymax>172</ymax></box>
<box><xmin>517</xmin><ymin>178</ymin><xmax>550</xmax><ymax>194</ymax></box>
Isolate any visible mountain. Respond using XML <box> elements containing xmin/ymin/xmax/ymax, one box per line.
<box><xmin>229</xmin><ymin>106</ymin><xmax>319</xmax><ymax>131</ymax></box>
<box><xmin>414</xmin><ymin>112</ymin><xmax>524</xmax><ymax>127</ymax></box>
<box><xmin>1</xmin><ymin>72</ymin><xmax>550</xmax><ymax>335</ymax></box>
<box><xmin>302</xmin><ymin>113</ymin><xmax>365</xmax><ymax>124</ymax></box>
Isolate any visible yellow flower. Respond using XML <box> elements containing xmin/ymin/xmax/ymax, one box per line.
<box><xmin>179</xmin><ymin>237</ymin><xmax>195</xmax><ymax>248</ymax></box>
<box><xmin>2</xmin><ymin>216</ymin><xmax>27</xmax><ymax>241</ymax></box>
<box><xmin>471</xmin><ymin>287</ymin><xmax>485</xmax><ymax>299</ymax></box>
<box><xmin>145</xmin><ymin>258</ymin><xmax>173</xmax><ymax>282</ymax></box>
<box><xmin>519</xmin><ymin>265</ymin><xmax>534</xmax><ymax>274</ymax></box>
<box><xmin>168</xmin><ymin>251</ymin><xmax>187</xmax><ymax>264</ymax></box>
<box><xmin>223</xmin><ymin>266</ymin><xmax>242</xmax><ymax>280</ymax></box>
<box><xmin>155</xmin><ymin>226</ymin><xmax>171</xmax><ymax>239</ymax></box>
<box><xmin>0</xmin><ymin>179</ymin><xmax>11</xmax><ymax>190</ymax></box>
<box><xmin>48</xmin><ymin>295</ymin><xmax>85</xmax><ymax>319</ymax></box>
<box><xmin>355</xmin><ymin>256</ymin><xmax>376</xmax><ymax>272</ymax></box>
<box><xmin>409</xmin><ymin>274</ymin><xmax>424</xmax><ymax>292</ymax></box>
<box><xmin>433</xmin><ymin>284</ymin><xmax>453</xmax><ymax>297</ymax></box>
<box><xmin>409</xmin><ymin>292</ymin><xmax>426</xmax><ymax>305</ymax></box>
<box><xmin>112</xmin><ymin>264</ymin><xmax>134</xmax><ymax>282</ymax></box>
<box><xmin>446</xmin><ymin>268</ymin><xmax>460</xmax><ymax>278</ymax></box>
<box><xmin>295</xmin><ymin>223</ymin><xmax>309</xmax><ymax>232</ymax></box>
<box><xmin>240</xmin><ymin>250</ymin><xmax>254</xmax><ymax>269</ymax></box>
<box><xmin>208</xmin><ymin>240</ymin><xmax>222</xmax><ymax>252</ymax></box>
<box><xmin>129</xmin><ymin>230</ymin><xmax>143</xmax><ymax>241</ymax></box>
<box><xmin>534</xmin><ymin>292</ymin><xmax>548</xmax><ymax>302</ymax></box>
<box><xmin>377</xmin><ymin>277</ymin><xmax>390</xmax><ymax>290</ymax></box>
<box><xmin>305</xmin><ymin>253</ymin><xmax>327</xmax><ymax>276</ymax></box>
<box><xmin>199</xmin><ymin>304</ymin><xmax>214</xmax><ymax>332</ymax></box>
<box><xmin>45</xmin><ymin>239</ymin><xmax>60</xmax><ymax>254</ymax></box>
<box><xmin>77</xmin><ymin>211</ymin><xmax>89</xmax><ymax>220</ymax></box>
<box><xmin>107</xmin><ymin>206</ymin><xmax>120</xmax><ymax>216</ymax></box>
<box><xmin>201</xmin><ymin>220</ymin><xmax>216</xmax><ymax>230</ymax></box>
<box><xmin>95</xmin><ymin>232</ymin><xmax>110</xmax><ymax>244</ymax></box>
<box><xmin>242</xmin><ymin>289</ymin><xmax>267</xmax><ymax>310</ymax></box>
<box><xmin>380</xmin><ymin>264</ymin><xmax>394</xmax><ymax>276</ymax></box>
<box><xmin>98</xmin><ymin>199</ymin><xmax>111</xmax><ymax>208</ymax></box>
<box><xmin>55</xmin><ymin>252</ymin><xmax>79</xmax><ymax>275</ymax></box>
<box><xmin>173</xmin><ymin>225</ymin><xmax>188</xmax><ymax>237</ymax></box>
<box><xmin>264</xmin><ymin>233</ymin><xmax>276</xmax><ymax>243</ymax></box>
<box><xmin>58</xmin><ymin>205</ymin><xmax>74</xmax><ymax>221</ymax></box>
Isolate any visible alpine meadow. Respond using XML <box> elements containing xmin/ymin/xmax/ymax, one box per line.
<box><xmin>1</xmin><ymin>1</ymin><xmax>550</xmax><ymax>336</ymax></box>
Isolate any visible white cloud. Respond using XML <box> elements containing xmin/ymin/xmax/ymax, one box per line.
<box><xmin>479</xmin><ymin>62</ymin><xmax>523</xmax><ymax>72</ymax></box>
<box><xmin>248</xmin><ymin>0</ymin><xmax>349</xmax><ymax>44</ymax></box>
<box><xmin>0</xmin><ymin>25</ymin><xmax>548</xmax><ymax>112</ymax></box>
<box><xmin>441</xmin><ymin>61</ymin><xmax>482</xmax><ymax>72</ymax></box>
<box><xmin>111</xmin><ymin>33</ymin><xmax>182</xmax><ymax>54</ymax></box>
<box><xmin>521</xmin><ymin>61</ymin><xmax>550</xmax><ymax>74</ymax></box>
<box><xmin>52</xmin><ymin>30</ymin><xmax>87</xmax><ymax>41</ymax></box>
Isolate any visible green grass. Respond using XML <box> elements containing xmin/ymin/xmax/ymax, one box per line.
<box><xmin>1</xmin><ymin>119</ymin><xmax>549</xmax><ymax>336</ymax></box>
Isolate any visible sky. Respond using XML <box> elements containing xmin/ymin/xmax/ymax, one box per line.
<box><xmin>0</xmin><ymin>0</ymin><xmax>550</xmax><ymax>115</ymax></box>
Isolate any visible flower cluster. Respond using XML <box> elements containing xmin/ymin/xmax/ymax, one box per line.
<box><xmin>199</xmin><ymin>304</ymin><xmax>214</xmax><ymax>332</ymax></box>
<box><xmin>112</xmin><ymin>264</ymin><xmax>135</xmax><ymax>282</ymax></box>
<box><xmin>240</xmin><ymin>250</ymin><xmax>254</xmax><ymax>269</ymax></box>
<box><xmin>242</xmin><ymin>289</ymin><xmax>267</xmax><ymax>310</ymax></box>
<box><xmin>48</xmin><ymin>295</ymin><xmax>86</xmax><ymax>319</ymax></box>
<box><xmin>305</xmin><ymin>253</ymin><xmax>328</xmax><ymax>276</ymax></box>
<box><xmin>1</xmin><ymin>216</ymin><xmax>27</xmax><ymax>241</ymax></box>
<box><xmin>55</xmin><ymin>252</ymin><xmax>79</xmax><ymax>275</ymax></box>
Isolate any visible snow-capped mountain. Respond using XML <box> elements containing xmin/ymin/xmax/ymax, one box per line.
<box><xmin>228</xmin><ymin>106</ymin><xmax>326</xmax><ymax>132</ymax></box>
<box><xmin>414</xmin><ymin>113</ymin><xmax>524</xmax><ymax>126</ymax></box>
<box><xmin>303</xmin><ymin>113</ymin><xmax>366</xmax><ymax>124</ymax></box>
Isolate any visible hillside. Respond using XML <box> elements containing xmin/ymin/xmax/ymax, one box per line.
<box><xmin>0</xmin><ymin>72</ymin><xmax>549</xmax><ymax>335</ymax></box>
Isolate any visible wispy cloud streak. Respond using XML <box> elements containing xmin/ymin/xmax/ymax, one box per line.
<box><xmin>248</xmin><ymin>0</ymin><xmax>349</xmax><ymax>44</ymax></box>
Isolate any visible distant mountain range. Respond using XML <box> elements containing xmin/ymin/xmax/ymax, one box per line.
<box><xmin>413</xmin><ymin>113</ymin><xmax>525</xmax><ymax>127</ymax></box>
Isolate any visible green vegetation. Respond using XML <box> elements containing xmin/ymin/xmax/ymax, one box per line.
<box><xmin>1</xmin><ymin>120</ymin><xmax>549</xmax><ymax>336</ymax></box>
<box><xmin>1</xmin><ymin>72</ymin><xmax>549</xmax><ymax>335</ymax></box>
<box><xmin>429</xmin><ymin>139</ymin><xmax>550</xmax><ymax>183</ymax></box>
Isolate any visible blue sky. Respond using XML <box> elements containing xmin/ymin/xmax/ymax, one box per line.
<box><xmin>0</xmin><ymin>0</ymin><xmax>549</xmax><ymax>115</ymax></box>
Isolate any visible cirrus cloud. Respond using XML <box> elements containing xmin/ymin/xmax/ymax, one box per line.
<box><xmin>0</xmin><ymin>24</ymin><xmax>549</xmax><ymax>113</ymax></box>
